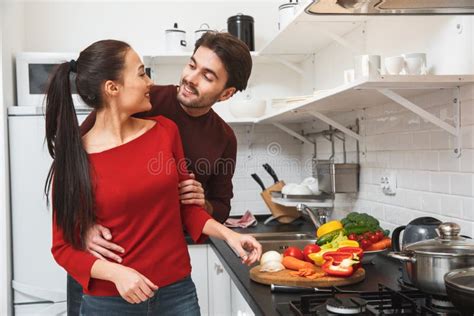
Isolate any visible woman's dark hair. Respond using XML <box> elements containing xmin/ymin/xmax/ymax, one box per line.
<box><xmin>194</xmin><ymin>32</ymin><xmax>252</xmax><ymax>92</ymax></box>
<box><xmin>45</xmin><ymin>39</ymin><xmax>130</xmax><ymax>248</ymax></box>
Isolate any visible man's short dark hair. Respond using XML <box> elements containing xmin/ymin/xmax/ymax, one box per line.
<box><xmin>194</xmin><ymin>32</ymin><xmax>252</xmax><ymax>92</ymax></box>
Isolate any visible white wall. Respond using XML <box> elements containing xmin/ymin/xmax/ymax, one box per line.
<box><xmin>301</xmin><ymin>16</ymin><xmax>474</xmax><ymax>236</ymax></box>
<box><xmin>0</xmin><ymin>3</ymin><xmax>13</xmax><ymax>315</ymax></box>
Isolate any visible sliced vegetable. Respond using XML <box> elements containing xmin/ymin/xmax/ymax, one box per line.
<box><xmin>322</xmin><ymin>251</ymin><xmax>353</xmax><ymax>264</ymax></box>
<box><xmin>322</xmin><ymin>255</ymin><xmax>359</xmax><ymax>277</ymax></box>
<box><xmin>307</xmin><ymin>249</ymin><xmax>333</xmax><ymax>266</ymax></box>
<box><xmin>316</xmin><ymin>220</ymin><xmax>343</xmax><ymax>238</ymax></box>
<box><xmin>282</xmin><ymin>255</ymin><xmax>315</xmax><ymax>271</ymax></box>
<box><xmin>337</xmin><ymin>247</ymin><xmax>364</xmax><ymax>261</ymax></box>
<box><xmin>303</xmin><ymin>244</ymin><xmax>321</xmax><ymax>262</ymax></box>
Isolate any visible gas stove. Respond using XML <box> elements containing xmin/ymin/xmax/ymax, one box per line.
<box><xmin>275</xmin><ymin>284</ymin><xmax>462</xmax><ymax>316</ymax></box>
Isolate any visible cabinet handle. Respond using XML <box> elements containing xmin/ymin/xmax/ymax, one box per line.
<box><xmin>214</xmin><ymin>263</ymin><xmax>224</xmax><ymax>275</ymax></box>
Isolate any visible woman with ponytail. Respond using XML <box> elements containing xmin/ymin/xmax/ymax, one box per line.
<box><xmin>45</xmin><ymin>39</ymin><xmax>261</xmax><ymax>315</ymax></box>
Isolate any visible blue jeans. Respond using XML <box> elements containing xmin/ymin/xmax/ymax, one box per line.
<box><xmin>67</xmin><ymin>274</ymin><xmax>83</xmax><ymax>316</ymax></box>
<box><xmin>71</xmin><ymin>275</ymin><xmax>200</xmax><ymax>316</ymax></box>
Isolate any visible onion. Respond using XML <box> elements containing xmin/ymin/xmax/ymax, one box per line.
<box><xmin>260</xmin><ymin>250</ymin><xmax>282</xmax><ymax>265</ymax></box>
<box><xmin>260</xmin><ymin>261</ymin><xmax>285</xmax><ymax>272</ymax></box>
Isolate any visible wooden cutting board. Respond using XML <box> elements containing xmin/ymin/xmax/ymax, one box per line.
<box><xmin>250</xmin><ymin>265</ymin><xmax>365</xmax><ymax>287</ymax></box>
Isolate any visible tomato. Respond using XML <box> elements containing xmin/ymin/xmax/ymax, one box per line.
<box><xmin>303</xmin><ymin>244</ymin><xmax>321</xmax><ymax>262</ymax></box>
<box><xmin>348</xmin><ymin>233</ymin><xmax>357</xmax><ymax>241</ymax></box>
<box><xmin>364</xmin><ymin>232</ymin><xmax>374</xmax><ymax>239</ymax></box>
<box><xmin>357</xmin><ymin>234</ymin><xmax>365</xmax><ymax>241</ymax></box>
<box><xmin>375</xmin><ymin>230</ymin><xmax>385</xmax><ymax>241</ymax></box>
<box><xmin>283</xmin><ymin>247</ymin><xmax>305</xmax><ymax>261</ymax></box>
<box><xmin>369</xmin><ymin>234</ymin><xmax>379</xmax><ymax>244</ymax></box>
<box><xmin>360</xmin><ymin>239</ymin><xmax>372</xmax><ymax>250</ymax></box>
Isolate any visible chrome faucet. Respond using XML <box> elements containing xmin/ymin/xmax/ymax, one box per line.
<box><xmin>296</xmin><ymin>203</ymin><xmax>330</xmax><ymax>229</ymax></box>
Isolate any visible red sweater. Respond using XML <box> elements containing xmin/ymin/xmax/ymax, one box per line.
<box><xmin>51</xmin><ymin>116</ymin><xmax>212</xmax><ymax>296</ymax></box>
<box><xmin>81</xmin><ymin>85</ymin><xmax>237</xmax><ymax>223</ymax></box>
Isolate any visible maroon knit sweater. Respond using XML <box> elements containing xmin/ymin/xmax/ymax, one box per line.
<box><xmin>80</xmin><ymin>85</ymin><xmax>237</xmax><ymax>223</ymax></box>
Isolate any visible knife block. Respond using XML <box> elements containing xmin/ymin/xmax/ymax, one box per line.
<box><xmin>260</xmin><ymin>181</ymin><xmax>300</xmax><ymax>224</ymax></box>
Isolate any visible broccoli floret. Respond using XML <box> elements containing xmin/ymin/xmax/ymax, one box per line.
<box><xmin>346</xmin><ymin>212</ymin><xmax>359</xmax><ymax>222</ymax></box>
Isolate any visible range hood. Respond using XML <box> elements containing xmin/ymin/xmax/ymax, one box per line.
<box><xmin>306</xmin><ymin>0</ymin><xmax>474</xmax><ymax>15</ymax></box>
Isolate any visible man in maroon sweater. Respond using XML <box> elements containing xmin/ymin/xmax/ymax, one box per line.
<box><xmin>67</xmin><ymin>32</ymin><xmax>252</xmax><ymax>315</ymax></box>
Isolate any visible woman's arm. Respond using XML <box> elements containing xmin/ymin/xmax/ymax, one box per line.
<box><xmin>90</xmin><ymin>260</ymin><xmax>158</xmax><ymax>304</ymax></box>
<box><xmin>202</xmin><ymin>219</ymin><xmax>262</xmax><ymax>265</ymax></box>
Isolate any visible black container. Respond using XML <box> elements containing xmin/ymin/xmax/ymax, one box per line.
<box><xmin>227</xmin><ymin>14</ymin><xmax>255</xmax><ymax>51</ymax></box>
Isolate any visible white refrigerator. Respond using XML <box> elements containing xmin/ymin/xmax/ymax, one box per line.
<box><xmin>8</xmin><ymin>106</ymin><xmax>90</xmax><ymax>315</ymax></box>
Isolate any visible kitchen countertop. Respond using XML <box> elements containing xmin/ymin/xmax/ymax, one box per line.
<box><xmin>207</xmin><ymin>215</ymin><xmax>403</xmax><ymax>316</ymax></box>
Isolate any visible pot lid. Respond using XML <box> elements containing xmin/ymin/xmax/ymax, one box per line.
<box><xmin>166</xmin><ymin>23</ymin><xmax>185</xmax><ymax>33</ymax></box>
<box><xmin>227</xmin><ymin>13</ymin><xmax>254</xmax><ymax>23</ymax></box>
<box><xmin>405</xmin><ymin>222</ymin><xmax>474</xmax><ymax>256</ymax></box>
<box><xmin>195</xmin><ymin>23</ymin><xmax>211</xmax><ymax>33</ymax></box>
<box><xmin>445</xmin><ymin>267</ymin><xmax>474</xmax><ymax>292</ymax></box>
<box><xmin>279</xmin><ymin>1</ymin><xmax>299</xmax><ymax>10</ymax></box>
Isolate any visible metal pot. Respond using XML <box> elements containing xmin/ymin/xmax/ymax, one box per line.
<box><xmin>387</xmin><ymin>222</ymin><xmax>474</xmax><ymax>296</ymax></box>
<box><xmin>444</xmin><ymin>268</ymin><xmax>474</xmax><ymax>315</ymax></box>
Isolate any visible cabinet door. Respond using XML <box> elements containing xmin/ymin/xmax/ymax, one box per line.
<box><xmin>188</xmin><ymin>245</ymin><xmax>209</xmax><ymax>316</ymax></box>
<box><xmin>207</xmin><ymin>247</ymin><xmax>231</xmax><ymax>316</ymax></box>
<box><xmin>230</xmin><ymin>281</ymin><xmax>255</xmax><ymax>316</ymax></box>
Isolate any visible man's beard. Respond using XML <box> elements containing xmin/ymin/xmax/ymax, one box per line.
<box><xmin>177</xmin><ymin>81</ymin><xmax>221</xmax><ymax>109</ymax></box>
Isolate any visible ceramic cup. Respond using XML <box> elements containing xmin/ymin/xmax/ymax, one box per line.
<box><xmin>354</xmin><ymin>55</ymin><xmax>381</xmax><ymax>79</ymax></box>
<box><xmin>384</xmin><ymin>56</ymin><xmax>405</xmax><ymax>75</ymax></box>
<box><xmin>344</xmin><ymin>69</ymin><xmax>355</xmax><ymax>83</ymax></box>
<box><xmin>403</xmin><ymin>53</ymin><xmax>427</xmax><ymax>75</ymax></box>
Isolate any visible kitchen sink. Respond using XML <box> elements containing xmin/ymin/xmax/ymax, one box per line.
<box><xmin>249</xmin><ymin>232</ymin><xmax>317</xmax><ymax>253</ymax></box>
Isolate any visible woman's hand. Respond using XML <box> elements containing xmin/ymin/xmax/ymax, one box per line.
<box><xmin>225</xmin><ymin>231</ymin><xmax>262</xmax><ymax>266</ymax></box>
<box><xmin>84</xmin><ymin>224</ymin><xmax>124</xmax><ymax>263</ymax></box>
<box><xmin>111</xmin><ymin>265</ymin><xmax>159</xmax><ymax>304</ymax></box>
<box><xmin>178</xmin><ymin>173</ymin><xmax>205</xmax><ymax>207</ymax></box>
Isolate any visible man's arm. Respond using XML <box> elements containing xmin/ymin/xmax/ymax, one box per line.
<box><xmin>204</xmin><ymin>134</ymin><xmax>237</xmax><ymax>223</ymax></box>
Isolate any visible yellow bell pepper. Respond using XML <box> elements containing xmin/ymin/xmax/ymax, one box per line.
<box><xmin>337</xmin><ymin>240</ymin><xmax>360</xmax><ymax>248</ymax></box>
<box><xmin>317</xmin><ymin>220</ymin><xmax>343</xmax><ymax>238</ymax></box>
<box><xmin>307</xmin><ymin>249</ymin><xmax>333</xmax><ymax>266</ymax></box>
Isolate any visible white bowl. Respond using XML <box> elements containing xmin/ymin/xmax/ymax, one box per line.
<box><xmin>229</xmin><ymin>100</ymin><xmax>266</xmax><ymax>118</ymax></box>
<box><xmin>402</xmin><ymin>53</ymin><xmax>427</xmax><ymax>75</ymax></box>
<box><xmin>288</xmin><ymin>184</ymin><xmax>313</xmax><ymax>195</ymax></box>
<box><xmin>300</xmin><ymin>177</ymin><xmax>320</xmax><ymax>194</ymax></box>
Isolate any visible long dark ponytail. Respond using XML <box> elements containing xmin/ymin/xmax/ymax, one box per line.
<box><xmin>45</xmin><ymin>40</ymin><xmax>130</xmax><ymax>248</ymax></box>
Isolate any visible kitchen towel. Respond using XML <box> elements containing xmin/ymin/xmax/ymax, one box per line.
<box><xmin>224</xmin><ymin>210</ymin><xmax>258</xmax><ymax>228</ymax></box>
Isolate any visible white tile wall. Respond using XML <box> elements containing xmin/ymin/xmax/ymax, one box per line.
<box><xmin>230</xmin><ymin>124</ymin><xmax>306</xmax><ymax>216</ymax></box>
<box><xmin>298</xmin><ymin>85</ymin><xmax>474</xmax><ymax>237</ymax></box>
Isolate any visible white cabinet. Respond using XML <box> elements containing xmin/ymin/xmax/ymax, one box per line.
<box><xmin>188</xmin><ymin>244</ymin><xmax>209</xmax><ymax>316</ymax></box>
<box><xmin>208</xmin><ymin>246</ymin><xmax>231</xmax><ymax>316</ymax></box>
<box><xmin>230</xmin><ymin>281</ymin><xmax>255</xmax><ymax>316</ymax></box>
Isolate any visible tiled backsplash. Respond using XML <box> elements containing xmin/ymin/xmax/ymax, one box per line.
<box><xmin>300</xmin><ymin>85</ymin><xmax>474</xmax><ymax>237</ymax></box>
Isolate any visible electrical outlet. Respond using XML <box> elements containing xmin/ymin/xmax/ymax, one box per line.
<box><xmin>380</xmin><ymin>171</ymin><xmax>397</xmax><ymax>195</ymax></box>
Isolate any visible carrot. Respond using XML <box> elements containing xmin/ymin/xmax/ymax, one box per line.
<box><xmin>367</xmin><ymin>238</ymin><xmax>392</xmax><ymax>251</ymax></box>
<box><xmin>282</xmin><ymin>256</ymin><xmax>315</xmax><ymax>271</ymax></box>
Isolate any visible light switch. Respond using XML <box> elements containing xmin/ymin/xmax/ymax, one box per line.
<box><xmin>380</xmin><ymin>171</ymin><xmax>397</xmax><ymax>195</ymax></box>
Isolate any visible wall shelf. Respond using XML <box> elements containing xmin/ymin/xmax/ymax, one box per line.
<box><xmin>256</xmin><ymin>75</ymin><xmax>474</xmax><ymax>124</ymax></box>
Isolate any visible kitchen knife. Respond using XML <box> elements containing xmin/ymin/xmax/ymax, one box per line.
<box><xmin>270</xmin><ymin>284</ymin><xmax>360</xmax><ymax>294</ymax></box>
<box><xmin>262</xmin><ymin>163</ymin><xmax>279</xmax><ymax>183</ymax></box>
<box><xmin>251</xmin><ymin>173</ymin><xmax>266</xmax><ymax>191</ymax></box>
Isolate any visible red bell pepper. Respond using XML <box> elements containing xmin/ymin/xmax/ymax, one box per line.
<box><xmin>322</xmin><ymin>252</ymin><xmax>360</xmax><ymax>277</ymax></box>
<box><xmin>337</xmin><ymin>247</ymin><xmax>363</xmax><ymax>270</ymax></box>
<box><xmin>337</xmin><ymin>247</ymin><xmax>364</xmax><ymax>261</ymax></box>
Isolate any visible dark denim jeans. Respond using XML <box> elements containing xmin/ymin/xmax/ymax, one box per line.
<box><xmin>68</xmin><ymin>274</ymin><xmax>200</xmax><ymax>316</ymax></box>
<box><xmin>67</xmin><ymin>274</ymin><xmax>84</xmax><ymax>316</ymax></box>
